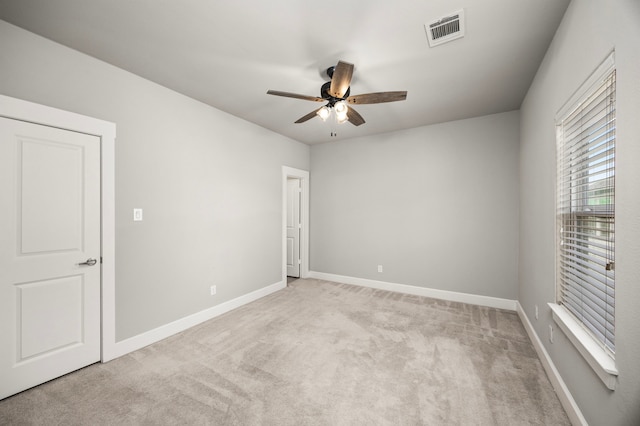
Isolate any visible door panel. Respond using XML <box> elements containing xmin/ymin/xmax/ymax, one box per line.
<box><xmin>18</xmin><ymin>276</ymin><xmax>84</xmax><ymax>361</ymax></box>
<box><xmin>286</xmin><ymin>237</ymin><xmax>294</xmax><ymax>267</ymax></box>
<box><xmin>20</xmin><ymin>139</ymin><xmax>84</xmax><ymax>253</ymax></box>
<box><xmin>0</xmin><ymin>117</ymin><xmax>101</xmax><ymax>400</ymax></box>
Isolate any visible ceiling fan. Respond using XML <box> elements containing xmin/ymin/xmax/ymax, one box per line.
<box><xmin>267</xmin><ymin>60</ymin><xmax>407</xmax><ymax>127</ymax></box>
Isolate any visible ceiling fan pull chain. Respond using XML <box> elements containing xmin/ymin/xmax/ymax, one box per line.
<box><xmin>331</xmin><ymin>110</ymin><xmax>337</xmax><ymax>137</ymax></box>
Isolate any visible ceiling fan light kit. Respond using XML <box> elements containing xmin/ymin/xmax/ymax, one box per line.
<box><xmin>317</xmin><ymin>106</ymin><xmax>331</xmax><ymax>121</ymax></box>
<box><xmin>334</xmin><ymin>100</ymin><xmax>349</xmax><ymax>123</ymax></box>
<box><xmin>267</xmin><ymin>60</ymin><xmax>407</xmax><ymax>134</ymax></box>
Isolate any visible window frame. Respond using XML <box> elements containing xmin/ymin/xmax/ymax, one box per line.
<box><xmin>551</xmin><ymin>51</ymin><xmax>618</xmax><ymax>390</ymax></box>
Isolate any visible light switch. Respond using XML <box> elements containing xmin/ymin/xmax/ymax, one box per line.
<box><xmin>133</xmin><ymin>208</ymin><xmax>143</xmax><ymax>221</ymax></box>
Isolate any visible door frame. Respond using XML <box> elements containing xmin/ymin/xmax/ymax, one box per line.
<box><xmin>0</xmin><ymin>94</ymin><xmax>117</xmax><ymax>362</ymax></box>
<box><xmin>282</xmin><ymin>166</ymin><xmax>309</xmax><ymax>284</ymax></box>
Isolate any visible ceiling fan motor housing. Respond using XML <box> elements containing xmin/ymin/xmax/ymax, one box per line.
<box><xmin>320</xmin><ymin>81</ymin><xmax>350</xmax><ymax>105</ymax></box>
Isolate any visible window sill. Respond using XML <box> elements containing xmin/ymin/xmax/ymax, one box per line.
<box><xmin>548</xmin><ymin>303</ymin><xmax>618</xmax><ymax>390</ymax></box>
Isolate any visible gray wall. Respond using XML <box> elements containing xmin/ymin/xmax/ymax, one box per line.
<box><xmin>310</xmin><ymin>111</ymin><xmax>520</xmax><ymax>300</ymax></box>
<box><xmin>0</xmin><ymin>20</ymin><xmax>310</xmax><ymax>341</ymax></box>
<box><xmin>519</xmin><ymin>0</ymin><xmax>640</xmax><ymax>424</ymax></box>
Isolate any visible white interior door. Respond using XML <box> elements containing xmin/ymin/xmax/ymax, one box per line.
<box><xmin>0</xmin><ymin>117</ymin><xmax>101</xmax><ymax>400</ymax></box>
<box><xmin>286</xmin><ymin>178</ymin><xmax>301</xmax><ymax>278</ymax></box>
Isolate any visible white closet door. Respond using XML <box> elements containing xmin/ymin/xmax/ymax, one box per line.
<box><xmin>0</xmin><ymin>117</ymin><xmax>101</xmax><ymax>400</ymax></box>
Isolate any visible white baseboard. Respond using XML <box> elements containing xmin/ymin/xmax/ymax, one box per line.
<box><xmin>103</xmin><ymin>280</ymin><xmax>285</xmax><ymax>362</ymax></box>
<box><xmin>516</xmin><ymin>302</ymin><xmax>587</xmax><ymax>426</ymax></box>
<box><xmin>308</xmin><ymin>271</ymin><xmax>517</xmax><ymax>311</ymax></box>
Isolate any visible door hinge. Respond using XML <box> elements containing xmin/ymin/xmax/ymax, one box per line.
<box><xmin>298</xmin><ymin>223</ymin><xmax>302</xmax><ymax>229</ymax></box>
<box><xmin>100</xmin><ymin>257</ymin><xmax>103</xmax><ymax>264</ymax></box>
<box><xmin>298</xmin><ymin>259</ymin><xmax>302</xmax><ymax>265</ymax></box>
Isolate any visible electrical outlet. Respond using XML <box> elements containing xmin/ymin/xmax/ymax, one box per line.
<box><xmin>210</xmin><ymin>285</ymin><xmax>216</xmax><ymax>296</ymax></box>
<box><xmin>535</xmin><ymin>305</ymin><xmax>539</xmax><ymax>320</ymax></box>
<box><xmin>549</xmin><ymin>324</ymin><xmax>554</xmax><ymax>343</ymax></box>
<box><xmin>377</xmin><ymin>265</ymin><xmax>383</xmax><ymax>273</ymax></box>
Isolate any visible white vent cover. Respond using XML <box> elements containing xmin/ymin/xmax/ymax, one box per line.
<box><xmin>425</xmin><ymin>9</ymin><xmax>465</xmax><ymax>47</ymax></box>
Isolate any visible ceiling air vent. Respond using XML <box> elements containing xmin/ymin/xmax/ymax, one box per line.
<box><xmin>425</xmin><ymin>9</ymin><xmax>465</xmax><ymax>47</ymax></box>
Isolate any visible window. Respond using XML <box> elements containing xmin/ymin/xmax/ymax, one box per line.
<box><xmin>557</xmin><ymin>66</ymin><xmax>616</xmax><ymax>354</ymax></box>
<box><xmin>553</xmin><ymin>53</ymin><xmax>617</xmax><ymax>389</ymax></box>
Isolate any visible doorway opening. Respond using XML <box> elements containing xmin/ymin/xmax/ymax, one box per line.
<box><xmin>282</xmin><ymin>167</ymin><xmax>309</xmax><ymax>286</ymax></box>
<box><xmin>286</xmin><ymin>177</ymin><xmax>302</xmax><ymax>279</ymax></box>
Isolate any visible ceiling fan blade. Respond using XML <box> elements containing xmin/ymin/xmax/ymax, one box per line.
<box><xmin>347</xmin><ymin>91</ymin><xmax>408</xmax><ymax>104</ymax></box>
<box><xmin>330</xmin><ymin>61</ymin><xmax>354</xmax><ymax>98</ymax></box>
<box><xmin>347</xmin><ymin>107</ymin><xmax>365</xmax><ymax>126</ymax></box>
<box><xmin>295</xmin><ymin>108</ymin><xmax>322</xmax><ymax>123</ymax></box>
<box><xmin>267</xmin><ymin>90</ymin><xmax>325</xmax><ymax>102</ymax></box>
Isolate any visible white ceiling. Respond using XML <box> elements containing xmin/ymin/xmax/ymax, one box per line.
<box><xmin>0</xmin><ymin>0</ymin><xmax>570</xmax><ymax>145</ymax></box>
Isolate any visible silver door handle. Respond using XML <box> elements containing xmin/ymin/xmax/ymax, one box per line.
<box><xmin>78</xmin><ymin>258</ymin><xmax>97</xmax><ymax>266</ymax></box>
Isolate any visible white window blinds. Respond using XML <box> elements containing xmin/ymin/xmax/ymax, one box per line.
<box><xmin>556</xmin><ymin>67</ymin><xmax>616</xmax><ymax>355</ymax></box>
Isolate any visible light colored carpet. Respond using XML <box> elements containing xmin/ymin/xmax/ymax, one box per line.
<box><xmin>0</xmin><ymin>278</ymin><xmax>570</xmax><ymax>425</ymax></box>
